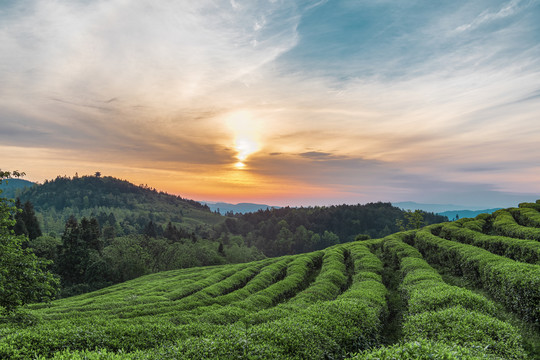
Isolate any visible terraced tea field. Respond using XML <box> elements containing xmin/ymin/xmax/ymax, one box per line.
<box><xmin>1</xmin><ymin>202</ymin><xmax>539</xmax><ymax>359</ymax></box>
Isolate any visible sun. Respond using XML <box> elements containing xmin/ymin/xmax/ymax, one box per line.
<box><xmin>225</xmin><ymin>110</ymin><xmax>261</xmax><ymax>168</ymax></box>
<box><xmin>235</xmin><ymin>137</ymin><xmax>258</xmax><ymax>162</ymax></box>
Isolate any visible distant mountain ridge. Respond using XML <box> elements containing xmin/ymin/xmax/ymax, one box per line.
<box><xmin>393</xmin><ymin>201</ymin><xmax>487</xmax><ymax>213</ymax></box>
<box><xmin>438</xmin><ymin>209</ymin><xmax>502</xmax><ymax>220</ymax></box>
<box><xmin>0</xmin><ymin>178</ymin><xmax>35</xmax><ymax>198</ymax></box>
<box><xmin>200</xmin><ymin>201</ymin><xmax>281</xmax><ymax>214</ymax></box>
<box><xmin>393</xmin><ymin>201</ymin><xmax>501</xmax><ymax>219</ymax></box>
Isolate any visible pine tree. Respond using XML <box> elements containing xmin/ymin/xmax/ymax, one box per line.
<box><xmin>22</xmin><ymin>200</ymin><xmax>42</xmax><ymax>240</ymax></box>
<box><xmin>12</xmin><ymin>198</ymin><xmax>28</xmax><ymax>237</ymax></box>
<box><xmin>80</xmin><ymin>217</ymin><xmax>102</xmax><ymax>253</ymax></box>
<box><xmin>144</xmin><ymin>220</ymin><xmax>158</xmax><ymax>238</ymax></box>
<box><xmin>57</xmin><ymin>216</ymin><xmax>88</xmax><ymax>285</ymax></box>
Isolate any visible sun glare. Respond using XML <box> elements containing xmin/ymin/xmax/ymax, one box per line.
<box><xmin>225</xmin><ymin>110</ymin><xmax>261</xmax><ymax>168</ymax></box>
<box><xmin>235</xmin><ymin>137</ymin><xmax>258</xmax><ymax>161</ymax></box>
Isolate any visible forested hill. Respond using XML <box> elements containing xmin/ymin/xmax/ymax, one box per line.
<box><xmin>16</xmin><ymin>175</ymin><xmax>224</xmax><ymax>236</ymax></box>
<box><xmin>9</xmin><ymin>174</ymin><xmax>448</xmax><ymax>297</ymax></box>
<box><xmin>14</xmin><ymin>175</ymin><xmax>447</xmax><ymax>253</ymax></box>
<box><xmin>214</xmin><ymin>202</ymin><xmax>448</xmax><ymax>257</ymax></box>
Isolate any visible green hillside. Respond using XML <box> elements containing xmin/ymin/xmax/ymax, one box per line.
<box><xmin>1</xmin><ymin>201</ymin><xmax>539</xmax><ymax>359</ymax></box>
<box><xmin>15</xmin><ymin>175</ymin><xmax>224</xmax><ymax>236</ymax></box>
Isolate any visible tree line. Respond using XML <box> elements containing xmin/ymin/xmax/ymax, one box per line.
<box><xmin>211</xmin><ymin>203</ymin><xmax>447</xmax><ymax>257</ymax></box>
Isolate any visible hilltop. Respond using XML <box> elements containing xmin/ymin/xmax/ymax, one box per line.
<box><xmin>1</xmin><ymin>200</ymin><xmax>538</xmax><ymax>359</ymax></box>
<box><xmin>15</xmin><ymin>174</ymin><xmax>224</xmax><ymax>236</ymax></box>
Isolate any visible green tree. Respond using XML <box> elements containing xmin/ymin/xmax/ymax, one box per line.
<box><xmin>57</xmin><ymin>216</ymin><xmax>87</xmax><ymax>285</ymax></box>
<box><xmin>405</xmin><ymin>210</ymin><xmax>425</xmax><ymax>229</ymax></box>
<box><xmin>0</xmin><ymin>170</ymin><xmax>59</xmax><ymax>313</ymax></box>
<box><xmin>103</xmin><ymin>236</ymin><xmax>150</xmax><ymax>283</ymax></box>
<box><xmin>22</xmin><ymin>200</ymin><xmax>42</xmax><ymax>240</ymax></box>
<box><xmin>397</xmin><ymin>210</ymin><xmax>426</xmax><ymax>231</ymax></box>
<box><xmin>80</xmin><ymin>217</ymin><xmax>102</xmax><ymax>253</ymax></box>
<box><xmin>321</xmin><ymin>230</ymin><xmax>340</xmax><ymax>248</ymax></box>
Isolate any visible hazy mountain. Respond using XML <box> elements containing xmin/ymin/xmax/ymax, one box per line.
<box><xmin>201</xmin><ymin>201</ymin><xmax>281</xmax><ymax>214</ymax></box>
<box><xmin>438</xmin><ymin>208</ymin><xmax>502</xmax><ymax>220</ymax></box>
<box><xmin>0</xmin><ymin>178</ymin><xmax>35</xmax><ymax>198</ymax></box>
<box><xmin>393</xmin><ymin>201</ymin><xmax>502</xmax><ymax>221</ymax></box>
<box><xmin>393</xmin><ymin>201</ymin><xmax>488</xmax><ymax>214</ymax></box>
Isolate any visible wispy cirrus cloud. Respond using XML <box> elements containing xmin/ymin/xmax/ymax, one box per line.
<box><xmin>454</xmin><ymin>0</ymin><xmax>524</xmax><ymax>33</ymax></box>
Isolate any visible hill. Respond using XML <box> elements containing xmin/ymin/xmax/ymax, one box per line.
<box><xmin>0</xmin><ymin>178</ymin><xmax>34</xmax><ymax>198</ymax></box>
<box><xmin>16</xmin><ymin>174</ymin><xmax>224</xmax><ymax>236</ymax></box>
<box><xmin>1</xmin><ymin>200</ymin><xmax>538</xmax><ymax>359</ymax></box>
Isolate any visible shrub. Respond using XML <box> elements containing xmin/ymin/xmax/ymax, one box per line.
<box><xmin>403</xmin><ymin>306</ymin><xmax>525</xmax><ymax>359</ymax></box>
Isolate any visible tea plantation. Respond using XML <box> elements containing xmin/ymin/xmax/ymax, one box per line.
<box><xmin>1</xmin><ymin>202</ymin><xmax>539</xmax><ymax>359</ymax></box>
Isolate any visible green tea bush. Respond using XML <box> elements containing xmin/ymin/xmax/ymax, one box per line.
<box><xmin>407</xmin><ymin>284</ymin><xmax>496</xmax><ymax>315</ymax></box>
<box><xmin>492</xmin><ymin>209</ymin><xmax>540</xmax><ymax>241</ymax></box>
<box><xmin>403</xmin><ymin>306</ymin><xmax>525</xmax><ymax>359</ymax></box>
<box><xmin>170</xmin><ymin>297</ymin><xmax>384</xmax><ymax>359</ymax></box>
<box><xmin>288</xmin><ymin>247</ymin><xmax>347</xmax><ymax>304</ymax></box>
<box><xmin>384</xmin><ymin>236</ymin><xmax>496</xmax><ymax>316</ymax></box>
<box><xmin>381</xmin><ymin>235</ymin><xmax>524</xmax><ymax>359</ymax></box>
<box><xmin>519</xmin><ymin>201</ymin><xmax>540</xmax><ymax>212</ymax></box>
<box><xmin>511</xmin><ymin>206</ymin><xmax>540</xmax><ymax>228</ymax></box>
<box><xmin>440</xmin><ymin>222</ymin><xmax>540</xmax><ymax>264</ymax></box>
<box><xmin>413</xmin><ymin>230</ymin><xmax>540</xmax><ymax>324</ymax></box>
<box><xmin>349</xmin><ymin>339</ymin><xmax>501</xmax><ymax>360</ymax></box>
<box><xmin>0</xmin><ymin>320</ymin><xmax>194</xmax><ymax>359</ymax></box>
<box><xmin>166</xmin><ymin>263</ymin><xmax>249</xmax><ymax>301</ymax></box>
<box><xmin>339</xmin><ymin>244</ymin><xmax>387</xmax><ymax>312</ymax></box>
<box><xmin>233</xmin><ymin>251</ymin><xmax>323</xmax><ymax>311</ymax></box>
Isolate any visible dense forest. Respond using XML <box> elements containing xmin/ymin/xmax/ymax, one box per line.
<box><xmin>214</xmin><ymin>203</ymin><xmax>447</xmax><ymax>256</ymax></box>
<box><xmin>8</xmin><ymin>174</ymin><xmax>446</xmax><ymax>296</ymax></box>
<box><xmin>16</xmin><ymin>174</ymin><xmax>222</xmax><ymax>237</ymax></box>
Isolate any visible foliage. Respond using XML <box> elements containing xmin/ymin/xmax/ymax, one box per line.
<box><xmin>492</xmin><ymin>209</ymin><xmax>540</xmax><ymax>241</ymax></box>
<box><xmin>439</xmin><ymin>220</ymin><xmax>540</xmax><ymax>264</ymax></box>
<box><xmin>14</xmin><ymin>174</ymin><xmax>222</xmax><ymax>237</ymax></box>
<box><xmin>0</xmin><ymin>170</ymin><xmax>59</xmax><ymax>314</ymax></box>
<box><xmin>217</xmin><ymin>202</ymin><xmax>446</xmax><ymax>256</ymax></box>
<box><xmin>412</xmin><ymin>228</ymin><xmax>540</xmax><ymax>325</ymax></box>
<box><xmin>11</xmin><ymin>198</ymin><xmax>42</xmax><ymax>241</ymax></box>
<box><xmin>350</xmin><ymin>339</ymin><xmax>501</xmax><ymax>360</ymax></box>
<box><xmin>380</xmin><ymin>233</ymin><xmax>525</xmax><ymax>359</ymax></box>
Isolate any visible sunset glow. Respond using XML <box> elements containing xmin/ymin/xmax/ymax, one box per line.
<box><xmin>1</xmin><ymin>0</ymin><xmax>539</xmax><ymax>207</ymax></box>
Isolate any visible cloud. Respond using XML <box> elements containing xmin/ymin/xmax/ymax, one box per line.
<box><xmin>455</xmin><ymin>0</ymin><xmax>523</xmax><ymax>33</ymax></box>
<box><xmin>0</xmin><ymin>0</ymin><xmax>307</xmax><ymax>164</ymax></box>
<box><xmin>1</xmin><ymin>0</ymin><xmax>539</xmax><ymax>207</ymax></box>
<box><xmin>299</xmin><ymin>151</ymin><xmax>335</xmax><ymax>160</ymax></box>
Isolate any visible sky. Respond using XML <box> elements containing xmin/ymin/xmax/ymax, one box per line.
<box><xmin>1</xmin><ymin>0</ymin><xmax>539</xmax><ymax>208</ymax></box>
